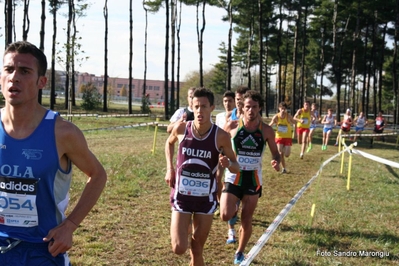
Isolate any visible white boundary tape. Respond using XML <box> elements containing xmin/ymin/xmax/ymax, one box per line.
<box><xmin>240</xmin><ymin>149</ymin><xmax>347</xmax><ymax>265</ymax></box>
<box><xmin>341</xmin><ymin>132</ymin><xmax>397</xmax><ymax>138</ymax></box>
<box><xmin>82</xmin><ymin>121</ymin><xmax>168</xmax><ymax>132</ymax></box>
<box><xmin>342</xmin><ymin>142</ymin><xmax>399</xmax><ymax>169</ymax></box>
<box><xmin>242</xmin><ymin>143</ymin><xmax>398</xmax><ymax>265</ymax></box>
<box><xmin>64</xmin><ymin>113</ymin><xmax>151</xmax><ymax>118</ymax></box>
<box><xmin>307</xmin><ymin>124</ymin><xmax>399</xmax><ymax>130</ymax></box>
<box><xmin>351</xmin><ymin>149</ymin><xmax>399</xmax><ymax>169</ymax></box>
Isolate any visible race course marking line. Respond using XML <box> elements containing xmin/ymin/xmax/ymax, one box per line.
<box><xmin>240</xmin><ymin>149</ymin><xmax>346</xmax><ymax>265</ymax></box>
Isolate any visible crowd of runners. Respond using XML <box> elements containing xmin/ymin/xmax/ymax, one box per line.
<box><xmin>1</xmin><ymin>41</ymin><xmax>392</xmax><ymax>266</ymax></box>
<box><xmin>165</xmin><ymin>86</ymin><xmax>389</xmax><ymax>265</ymax></box>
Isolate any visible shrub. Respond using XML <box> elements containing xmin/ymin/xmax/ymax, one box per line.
<box><xmin>81</xmin><ymin>83</ymin><xmax>101</xmax><ymax>110</ymax></box>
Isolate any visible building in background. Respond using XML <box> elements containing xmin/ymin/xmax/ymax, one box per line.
<box><xmin>42</xmin><ymin>70</ymin><xmax>183</xmax><ymax>105</ymax></box>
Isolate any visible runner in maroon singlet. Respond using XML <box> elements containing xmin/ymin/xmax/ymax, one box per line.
<box><xmin>165</xmin><ymin>87</ymin><xmax>239</xmax><ymax>266</ymax></box>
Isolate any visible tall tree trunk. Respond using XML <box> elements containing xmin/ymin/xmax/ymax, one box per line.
<box><xmin>143</xmin><ymin>2</ymin><xmax>148</xmax><ymax>113</ymax></box>
<box><xmin>264</xmin><ymin>38</ymin><xmax>269</xmax><ymax>117</ymax></box>
<box><xmin>129</xmin><ymin>0</ymin><xmax>133</xmax><ymax>114</ymax></box>
<box><xmin>65</xmin><ymin>0</ymin><xmax>73</xmax><ymax>110</ymax></box>
<box><xmin>71</xmin><ymin>1</ymin><xmax>77</xmax><ymax>107</ymax></box>
<box><xmin>337</xmin><ymin>16</ymin><xmax>350</xmax><ymax>116</ymax></box>
<box><xmin>227</xmin><ymin>0</ymin><xmax>232</xmax><ymax>91</ymax></box>
<box><xmin>349</xmin><ymin>0</ymin><xmax>360</xmax><ymax>113</ymax></box>
<box><xmin>283</xmin><ymin>26</ymin><xmax>289</xmax><ymax>103</ymax></box>
<box><xmin>22</xmin><ymin>0</ymin><xmax>30</xmax><ymax>41</ymax></box>
<box><xmin>40</xmin><ymin>1</ymin><xmax>46</xmax><ymax>41</ymax></box>
<box><xmin>170</xmin><ymin>0</ymin><xmax>176</xmax><ymax>112</ymax></box>
<box><xmin>343</xmin><ymin>76</ymin><xmax>348</xmax><ymax>110</ymax></box>
<box><xmin>38</xmin><ymin>0</ymin><xmax>46</xmax><ymax>104</ymax></box>
<box><xmin>319</xmin><ymin>23</ymin><xmax>326</xmax><ymax>115</ymax></box>
<box><xmin>103</xmin><ymin>0</ymin><xmax>108</xmax><ymax>112</ymax></box>
<box><xmin>362</xmin><ymin>21</ymin><xmax>369</xmax><ymax>116</ymax></box>
<box><xmin>367</xmin><ymin>16</ymin><xmax>376</xmax><ymax>117</ymax></box>
<box><xmin>378</xmin><ymin>22</ymin><xmax>387</xmax><ymax>113</ymax></box>
<box><xmin>196</xmin><ymin>0</ymin><xmax>206</xmax><ymax>87</ymax></box>
<box><xmin>291</xmin><ymin>11</ymin><xmax>300</xmax><ymax>113</ymax></box>
<box><xmin>176</xmin><ymin>0</ymin><xmax>182</xmax><ymax>108</ymax></box>
<box><xmin>393</xmin><ymin>0</ymin><xmax>399</xmax><ymax>125</ymax></box>
<box><xmin>277</xmin><ymin>0</ymin><xmax>283</xmax><ymax>103</ymax></box>
<box><xmin>300</xmin><ymin>2</ymin><xmax>308</xmax><ymax>103</ymax></box>
<box><xmin>247</xmin><ymin>16</ymin><xmax>254</xmax><ymax>90</ymax></box>
<box><xmin>50</xmin><ymin>3</ymin><xmax>58</xmax><ymax>110</ymax></box>
<box><xmin>372</xmin><ymin>63</ymin><xmax>377</xmax><ymax>115</ymax></box>
<box><xmin>5</xmin><ymin>0</ymin><xmax>13</xmax><ymax>45</ymax></box>
<box><xmin>258</xmin><ymin>0</ymin><xmax>264</xmax><ymax>114</ymax></box>
<box><xmin>332</xmin><ymin>0</ymin><xmax>349</xmax><ymax>121</ymax></box>
<box><xmin>164</xmin><ymin>0</ymin><xmax>170</xmax><ymax>119</ymax></box>
<box><xmin>331</xmin><ymin>0</ymin><xmax>338</xmax><ymax>118</ymax></box>
<box><xmin>200</xmin><ymin>0</ymin><xmax>206</xmax><ymax>88</ymax></box>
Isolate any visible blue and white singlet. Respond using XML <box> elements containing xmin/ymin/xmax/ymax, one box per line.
<box><xmin>0</xmin><ymin>110</ymin><xmax>72</xmax><ymax>243</ymax></box>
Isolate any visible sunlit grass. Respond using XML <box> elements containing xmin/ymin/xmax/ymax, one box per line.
<box><xmin>62</xmin><ymin>117</ymin><xmax>399</xmax><ymax>265</ymax></box>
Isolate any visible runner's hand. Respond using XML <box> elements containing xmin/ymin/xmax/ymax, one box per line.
<box><xmin>165</xmin><ymin>169</ymin><xmax>176</xmax><ymax>188</ymax></box>
<box><xmin>271</xmin><ymin>160</ymin><xmax>280</xmax><ymax>172</ymax></box>
<box><xmin>43</xmin><ymin>219</ymin><xmax>76</xmax><ymax>257</ymax></box>
<box><xmin>219</xmin><ymin>154</ymin><xmax>231</xmax><ymax>168</ymax></box>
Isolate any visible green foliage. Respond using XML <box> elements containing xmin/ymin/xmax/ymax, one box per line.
<box><xmin>142</xmin><ymin>0</ymin><xmax>164</xmax><ymax>13</ymax></box>
<box><xmin>141</xmin><ymin>95</ymin><xmax>151</xmax><ymax>114</ymax></box>
<box><xmin>208</xmin><ymin>42</ymin><xmax>229</xmax><ymax>94</ymax></box>
<box><xmin>208</xmin><ymin>62</ymin><xmax>228</xmax><ymax>94</ymax></box>
<box><xmin>80</xmin><ymin>83</ymin><xmax>101</xmax><ymax>110</ymax></box>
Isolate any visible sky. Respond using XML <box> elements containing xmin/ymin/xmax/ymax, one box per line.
<box><xmin>1</xmin><ymin>1</ymin><xmax>234</xmax><ymax>81</ymax></box>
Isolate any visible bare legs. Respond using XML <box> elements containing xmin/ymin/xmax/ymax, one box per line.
<box><xmin>170</xmin><ymin>211</ymin><xmax>213</xmax><ymax>266</ymax></box>
<box><xmin>277</xmin><ymin>143</ymin><xmax>291</xmax><ymax>171</ymax></box>
<box><xmin>220</xmin><ymin>192</ymin><xmax>259</xmax><ymax>258</ymax></box>
<box><xmin>297</xmin><ymin>131</ymin><xmax>309</xmax><ymax>158</ymax></box>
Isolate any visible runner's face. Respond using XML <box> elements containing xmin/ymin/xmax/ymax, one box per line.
<box><xmin>223</xmin><ymin>96</ymin><xmax>235</xmax><ymax>112</ymax></box>
<box><xmin>279</xmin><ymin>106</ymin><xmax>286</xmax><ymax>115</ymax></box>
<box><xmin>187</xmin><ymin>90</ymin><xmax>194</xmax><ymax>108</ymax></box>
<box><xmin>192</xmin><ymin>96</ymin><xmax>214</xmax><ymax>124</ymax></box>
<box><xmin>1</xmin><ymin>52</ymin><xmax>46</xmax><ymax>106</ymax></box>
<box><xmin>235</xmin><ymin>93</ymin><xmax>243</xmax><ymax>108</ymax></box>
<box><xmin>303</xmin><ymin>102</ymin><xmax>310</xmax><ymax>110</ymax></box>
<box><xmin>243</xmin><ymin>98</ymin><xmax>260</xmax><ymax>122</ymax></box>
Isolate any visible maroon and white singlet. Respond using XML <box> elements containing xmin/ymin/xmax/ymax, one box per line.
<box><xmin>170</xmin><ymin>121</ymin><xmax>220</xmax><ymax>214</ymax></box>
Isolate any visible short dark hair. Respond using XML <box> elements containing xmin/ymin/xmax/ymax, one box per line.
<box><xmin>193</xmin><ymin>87</ymin><xmax>214</xmax><ymax>106</ymax></box>
<box><xmin>4</xmin><ymin>41</ymin><xmax>47</xmax><ymax>77</ymax></box>
<box><xmin>243</xmin><ymin>90</ymin><xmax>263</xmax><ymax>107</ymax></box>
<box><xmin>223</xmin><ymin>91</ymin><xmax>235</xmax><ymax>99</ymax></box>
<box><xmin>278</xmin><ymin>102</ymin><xmax>288</xmax><ymax>109</ymax></box>
<box><xmin>236</xmin><ymin>86</ymin><xmax>250</xmax><ymax>95</ymax></box>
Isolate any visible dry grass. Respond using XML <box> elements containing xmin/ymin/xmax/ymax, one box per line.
<box><xmin>66</xmin><ymin>118</ymin><xmax>399</xmax><ymax>266</ymax></box>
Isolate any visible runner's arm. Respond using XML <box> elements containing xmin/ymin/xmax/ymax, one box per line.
<box><xmin>263</xmin><ymin>124</ymin><xmax>280</xmax><ymax>171</ymax></box>
<box><xmin>217</xmin><ymin>130</ymin><xmax>239</xmax><ymax>174</ymax></box>
<box><xmin>269</xmin><ymin>114</ymin><xmax>278</xmax><ymax>127</ymax></box>
<box><xmin>165</xmin><ymin>123</ymin><xmax>185</xmax><ymax>187</ymax></box>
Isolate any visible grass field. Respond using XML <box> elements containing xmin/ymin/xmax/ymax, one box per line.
<box><xmin>60</xmin><ymin>114</ymin><xmax>399</xmax><ymax>266</ymax></box>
